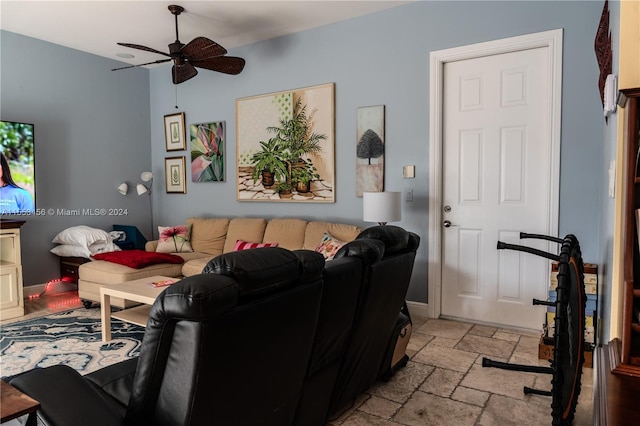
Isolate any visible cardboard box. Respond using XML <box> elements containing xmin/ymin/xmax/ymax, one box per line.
<box><xmin>538</xmin><ymin>334</ymin><xmax>592</xmax><ymax>368</ymax></box>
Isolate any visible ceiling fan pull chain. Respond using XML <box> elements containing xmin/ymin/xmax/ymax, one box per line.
<box><xmin>175</xmin><ymin>84</ymin><xmax>179</xmax><ymax>109</ymax></box>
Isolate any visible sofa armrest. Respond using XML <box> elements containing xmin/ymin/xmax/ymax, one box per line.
<box><xmin>145</xmin><ymin>240</ymin><xmax>158</xmax><ymax>252</ymax></box>
<box><xmin>10</xmin><ymin>365</ymin><xmax>124</xmax><ymax>426</ymax></box>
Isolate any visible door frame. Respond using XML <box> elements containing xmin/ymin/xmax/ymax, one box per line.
<box><xmin>427</xmin><ymin>29</ymin><xmax>563</xmax><ymax>320</ymax></box>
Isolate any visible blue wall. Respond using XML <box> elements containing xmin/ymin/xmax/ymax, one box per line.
<box><xmin>2</xmin><ymin>1</ymin><xmax>607</xmax><ymax>307</ymax></box>
<box><xmin>598</xmin><ymin>0</ymin><xmax>621</xmax><ymax>343</ymax></box>
<box><xmin>148</xmin><ymin>1</ymin><xmax>605</xmax><ymax>303</ymax></box>
<box><xmin>1</xmin><ymin>31</ymin><xmax>151</xmax><ymax>286</ymax></box>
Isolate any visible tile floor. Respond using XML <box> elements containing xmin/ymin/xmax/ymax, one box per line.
<box><xmin>334</xmin><ymin>316</ymin><xmax>594</xmax><ymax>426</ymax></box>
<box><xmin>4</xmin><ymin>290</ymin><xmax>594</xmax><ymax>425</ymax></box>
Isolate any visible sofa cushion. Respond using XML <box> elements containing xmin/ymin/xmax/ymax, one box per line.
<box><xmin>156</xmin><ymin>224</ymin><xmax>194</xmax><ymax>253</ymax></box>
<box><xmin>222</xmin><ymin>218</ymin><xmax>267</xmax><ymax>253</ymax></box>
<box><xmin>303</xmin><ymin>221</ymin><xmax>361</xmax><ymax>251</ymax></box>
<box><xmin>80</xmin><ymin>260</ymin><xmax>184</xmax><ymax>282</ymax></box>
<box><xmin>181</xmin><ymin>255</ymin><xmax>216</xmax><ymax>276</ymax></box>
<box><xmin>186</xmin><ymin>217</ymin><xmax>229</xmax><ymax>255</ymax></box>
<box><xmin>263</xmin><ymin>218</ymin><xmax>308</xmax><ymax>250</ymax></box>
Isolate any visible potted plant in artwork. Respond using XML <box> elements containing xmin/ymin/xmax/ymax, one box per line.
<box><xmin>275</xmin><ymin>181</ymin><xmax>294</xmax><ymax>199</ymax></box>
<box><xmin>250</xmin><ymin>138</ymin><xmax>287</xmax><ymax>189</ymax></box>
<box><xmin>266</xmin><ymin>98</ymin><xmax>327</xmax><ymax>185</ymax></box>
<box><xmin>291</xmin><ymin>158</ymin><xmax>320</xmax><ymax>194</ymax></box>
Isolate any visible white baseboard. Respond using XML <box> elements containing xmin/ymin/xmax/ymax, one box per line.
<box><xmin>406</xmin><ymin>301</ymin><xmax>430</xmax><ymax>320</ymax></box>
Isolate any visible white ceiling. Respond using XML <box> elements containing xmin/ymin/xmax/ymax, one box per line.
<box><xmin>1</xmin><ymin>1</ymin><xmax>413</xmax><ymax>68</ymax></box>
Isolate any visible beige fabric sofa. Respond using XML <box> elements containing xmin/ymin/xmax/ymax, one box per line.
<box><xmin>78</xmin><ymin>217</ymin><xmax>361</xmax><ymax>307</ymax></box>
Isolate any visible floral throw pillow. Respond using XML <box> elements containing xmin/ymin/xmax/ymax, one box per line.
<box><xmin>156</xmin><ymin>224</ymin><xmax>194</xmax><ymax>253</ymax></box>
<box><xmin>315</xmin><ymin>232</ymin><xmax>346</xmax><ymax>260</ymax></box>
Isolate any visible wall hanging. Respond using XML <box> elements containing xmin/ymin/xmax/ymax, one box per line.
<box><xmin>164</xmin><ymin>112</ymin><xmax>186</xmax><ymax>151</ymax></box>
<box><xmin>165</xmin><ymin>156</ymin><xmax>186</xmax><ymax>193</ymax></box>
<box><xmin>190</xmin><ymin>121</ymin><xmax>225</xmax><ymax>182</ymax></box>
<box><xmin>356</xmin><ymin>105</ymin><xmax>385</xmax><ymax>196</ymax></box>
<box><xmin>235</xmin><ymin>83</ymin><xmax>335</xmax><ymax>202</ymax></box>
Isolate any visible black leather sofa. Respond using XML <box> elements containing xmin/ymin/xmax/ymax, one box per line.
<box><xmin>9</xmin><ymin>225</ymin><xmax>419</xmax><ymax>426</ymax></box>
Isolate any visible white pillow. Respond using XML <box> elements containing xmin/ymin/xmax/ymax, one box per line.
<box><xmin>89</xmin><ymin>240</ymin><xmax>121</xmax><ymax>255</ymax></box>
<box><xmin>52</xmin><ymin>226</ymin><xmax>112</xmax><ymax>247</ymax></box>
<box><xmin>50</xmin><ymin>244</ymin><xmax>92</xmax><ymax>259</ymax></box>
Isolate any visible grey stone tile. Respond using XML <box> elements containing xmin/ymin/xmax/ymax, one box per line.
<box><xmin>477</xmin><ymin>394</ymin><xmax>551</xmax><ymax>426</ymax></box>
<box><xmin>392</xmin><ymin>391</ymin><xmax>482</xmax><ymax>426</ymax></box>
<box><xmin>369</xmin><ymin>361</ymin><xmax>434</xmax><ymax>403</ymax></box>
<box><xmin>468</xmin><ymin>324</ymin><xmax>497</xmax><ymax>337</ymax></box>
<box><xmin>414</xmin><ymin>319</ymin><xmax>472</xmax><ymax>340</ymax></box>
<box><xmin>429</xmin><ymin>336</ymin><xmax>460</xmax><ymax>348</ymax></box>
<box><xmin>460</xmin><ymin>363</ymin><xmax>535</xmax><ymax>400</ymax></box>
<box><xmin>418</xmin><ymin>367</ymin><xmax>463</xmax><ymax>398</ymax></box>
<box><xmin>357</xmin><ymin>395</ymin><xmax>401</xmax><ymax>419</ymax></box>
<box><xmin>493</xmin><ymin>330</ymin><xmax>522</xmax><ymax>342</ymax></box>
<box><xmin>406</xmin><ymin>332</ymin><xmax>432</xmax><ymax>358</ymax></box>
<box><xmin>413</xmin><ymin>343</ymin><xmax>477</xmax><ymax>373</ymax></box>
<box><xmin>455</xmin><ymin>333</ymin><xmax>516</xmax><ymax>359</ymax></box>
<box><xmin>451</xmin><ymin>386</ymin><xmax>490</xmax><ymax>407</ymax></box>
<box><xmin>340</xmin><ymin>411</ymin><xmax>403</xmax><ymax>426</ymax></box>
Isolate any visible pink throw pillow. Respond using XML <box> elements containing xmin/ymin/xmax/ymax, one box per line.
<box><xmin>232</xmin><ymin>240</ymin><xmax>279</xmax><ymax>251</ymax></box>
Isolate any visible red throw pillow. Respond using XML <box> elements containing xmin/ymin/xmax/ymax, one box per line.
<box><xmin>232</xmin><ymin>240</ymin><xmax>279</xmax><ymax>251</ymax></box>
<box><xmin>93</xmin><ymin>250</ymin><xmax>184</xmax><ymax>269</ymax></box>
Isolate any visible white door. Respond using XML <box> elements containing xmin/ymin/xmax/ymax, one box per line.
<box><xmin>439</xmin><ymin>47</ymin><xmax>555</xmax><ymax>329</ymax></box>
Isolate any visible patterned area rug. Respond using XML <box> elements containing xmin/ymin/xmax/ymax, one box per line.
<box><xmin>0</xmin><ymin>308</ymin><xmax>145</xmax><ymax>379</ymax></box>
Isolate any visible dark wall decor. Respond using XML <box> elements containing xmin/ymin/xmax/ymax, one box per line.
<box><xmin>594</xmin><ymin>0</ymin><xmax>612</xmax><ymax>116</ymax></box>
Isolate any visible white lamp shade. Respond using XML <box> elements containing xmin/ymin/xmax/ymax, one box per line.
<box><xmin>136</xmin><ymin>183</ymin><xmax>149</xmax><ymax>196</ymax></box>
<box><xmin>117</xmin><ymin>183</ymin><xmax>128</xmax><ymax>195</ymax></box>
<box><xmin>363</xmin><ymin>191</ymin><xmax>401</xmax><ymax>224</ymax></box>
<box><xmin>141</xmin><ymin>171</ymin><xmax>153</xmax><ymax>182</ymax></box>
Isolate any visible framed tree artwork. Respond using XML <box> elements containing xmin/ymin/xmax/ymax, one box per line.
<box><xmin>165</xmin><ymin>156</ymin><xmax>186</xmax><ymax>193</ymax></box>
<box><xmin>236</xmin><ymin>83</ymin><xmax>335</xmax><ymax>202</ymax></box>
<box><xmin>356</xmin><ymin>105</ymin><xmax>385</xmax><ymax>196</ymax></box>
<box><xmin>164</xmin><ymin>112</ymin><xmax>186</xmax><ymax>151</ymax></box>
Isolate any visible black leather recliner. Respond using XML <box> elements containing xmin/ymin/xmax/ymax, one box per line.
<box><xmin>292</xmin><ymin>236</ymin><xmax>382</xmax><ymax>426</ymax></box>
<box><xmin>10</xmin><ymin>226</ymin><xmax>420</xmax><ymax>426</ymax></box>
<box><xmin>327</xmin><ymin>225</ymin><xmax>420</xmax><ymax>417</ymax></box>
<box><xmin>10</xmin><ymin>247</ymin><xmax>325</xmax><ymax>426</ymax></box>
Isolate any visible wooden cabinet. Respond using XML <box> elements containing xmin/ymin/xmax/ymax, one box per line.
<box><xmin>619</xmin><ymin>87</ymin><xmax>640</xmax><ymax>375</ymax></box>
<box><xmin>0</xmin><ymin>220</ymin><xmax>25</xmax><ymax>320</ymax></box>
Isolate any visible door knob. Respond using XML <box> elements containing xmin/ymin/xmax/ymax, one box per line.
<box><xmin>443</xmin><ymin>220</ymin><xmax>452</xmax><ymax>228</ymax></box>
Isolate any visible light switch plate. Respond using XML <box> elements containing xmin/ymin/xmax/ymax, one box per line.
<box><xmin>403</xmin><ymin>165</ymin><xmax>415</xmax><ymax>178</ymax></box>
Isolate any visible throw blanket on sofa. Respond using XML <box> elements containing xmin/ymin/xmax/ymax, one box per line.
<box><xmin>93</xmin><ymin>250</ymin><xmax>184</xmax><ymax>269</ymax></box>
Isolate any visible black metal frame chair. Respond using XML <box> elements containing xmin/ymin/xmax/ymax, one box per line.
<box><xmin>482</xmin><ymin>233</ymin><xmax>586</xmax><ymax>426</ymax></box>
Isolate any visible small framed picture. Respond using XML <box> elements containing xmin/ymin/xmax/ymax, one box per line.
<box><xmin>164</xmin><ymin>112</ymin><xmax>186</xmax><ymax>151</ymax></box>
<box><xmin>165</xmin><ymin>156</ymin><xmax>186</xmax><ymax>193</ymax></box>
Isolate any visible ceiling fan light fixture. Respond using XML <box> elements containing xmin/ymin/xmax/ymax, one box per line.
<box><xmin>112</xmin><ymin>4</ymin><xmax>244</xmax><ymax>83</ymax></box>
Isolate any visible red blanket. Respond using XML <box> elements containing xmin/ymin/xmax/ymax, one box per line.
<box><xmin>93</xmin><ymin>250</ymin><xmax>184</xmax><ymax>269</ymax></box>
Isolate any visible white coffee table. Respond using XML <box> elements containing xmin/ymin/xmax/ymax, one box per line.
<box><xmin>100</xmin><ymin>275</ymin><xmax>177</xmax><ymax>342</ymax></box>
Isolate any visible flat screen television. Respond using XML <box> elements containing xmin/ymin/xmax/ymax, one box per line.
<box><xmin>0</xmin><ymin>120</ymin><xmax>36</xmax><ymax>214</ymax></box>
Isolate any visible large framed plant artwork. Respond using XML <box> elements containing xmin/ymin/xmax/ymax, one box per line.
<box><xmin>190</xmin><ymin>121</ymin><xmax>225</xmax><ymax>182</ymax></box>
<box><xmin>236</xmin><ymin>83</ymin><xmax>335</xmax><ymax>202</ymax></box>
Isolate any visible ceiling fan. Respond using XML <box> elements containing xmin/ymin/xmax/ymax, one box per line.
<box><xmin>111</xmin><ymin>5</ymin><xmax>245</xmax><ymax>84</ymax></box>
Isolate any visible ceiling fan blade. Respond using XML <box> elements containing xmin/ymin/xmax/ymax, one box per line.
<box><xmin>181</xmin><ymin>37</ymin><xmax>227</xmax><ymax>61</ymax></box>
<box><xmin>117</xmin><ymin>42</ymin><xmax>170</xmax><ymax>57</ymax></box>
<box><xmin>111</xmin><ymin>58</ymin><xmax>171</xmax><ymax>71</ymax></box>
<box><xmin>192</xmin><ymin>56</ymin><xmax>246</xmax><ymax>75</ymax></box>
<box><xmin>172</xmin><ymin>63</ymin><xmax>198</xmax><ymax>84</ymax></box>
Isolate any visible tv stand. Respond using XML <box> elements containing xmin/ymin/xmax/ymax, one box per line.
<box><xmin>0</xmin><ymin>219</ymin><xmax>26</xmax><ymax>320</ymax></box>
